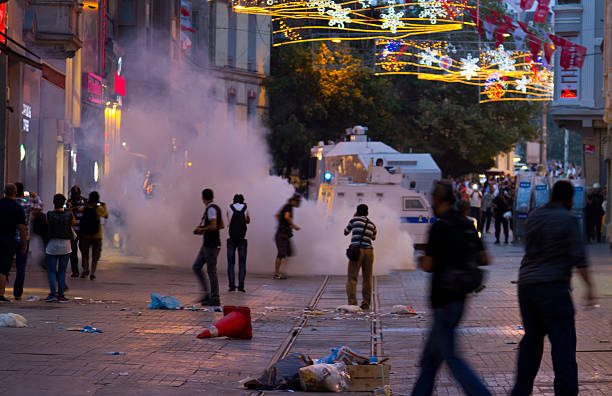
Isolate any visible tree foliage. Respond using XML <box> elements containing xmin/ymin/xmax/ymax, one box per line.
<box><xmin>265</xmin><ymin>43</ymin><xmax>540</xmax><ymax>178</ymax></box>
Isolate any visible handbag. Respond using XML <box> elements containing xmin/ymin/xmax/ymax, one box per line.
<box><xmin>346</xmin><ymin>218</ymin><xmax>369</xmax><ymax>262</ymax></box>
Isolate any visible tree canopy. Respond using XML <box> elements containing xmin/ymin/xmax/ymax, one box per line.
<box><xmin>265</xmin><ymin>43</ymin><xmax>540</xmax><ymax>178</ymax></box>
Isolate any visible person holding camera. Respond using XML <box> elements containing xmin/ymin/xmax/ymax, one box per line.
<box><xmin>79</xmin><ymin>191</ymin><xmax>108</xmax><ymax>280</ymax></box>
<box><xmin>411</xmin><ymin>181</ymin><xmax>491</xmax><ymax>396</ymax></box>
<box><xmin>44</xmin><ymin>194</ymin><xmax>75</xmax><ymax>302</ymax></box>
<box><xmin>193</xmin><ymin>188</ymin><xmax>224</xmax><ymax>306</ymax></box>
<box><xmin>344</xmin><ymin>204</ymin><xmax>377</xmax><ymax>311</ymax></box>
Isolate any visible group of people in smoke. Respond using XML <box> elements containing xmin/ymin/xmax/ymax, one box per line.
<box><xmin>0</xmin><ymin>183</ymin><xmax>108</xmax><ymax>303</ymax></box>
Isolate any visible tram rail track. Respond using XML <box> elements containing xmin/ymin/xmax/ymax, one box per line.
<box><xmin>258</xmin><ymin>275</ymin><xmax>383</xmax><ymax>395</ymax></box>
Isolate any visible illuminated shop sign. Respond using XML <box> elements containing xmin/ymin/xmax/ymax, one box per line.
<box><xmin>86</xmin><ymin>73</ymin><xmax>103</xmax><ymax>104</ymax></box>
<box><xmin>22</xmin><ymin>103</ymin><xmax>32</xmax><ymax>132</ymax></box>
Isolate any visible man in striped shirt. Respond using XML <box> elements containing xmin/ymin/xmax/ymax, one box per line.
<box><xmin>344</xmin><ymin>204</ymin><xmax>377</xmax><ymax>310</ymax></box>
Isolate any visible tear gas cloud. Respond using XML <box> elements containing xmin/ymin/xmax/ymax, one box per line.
<box><xmin>102</xmin><ymin>50</ymin><xmax>414</xmax><ymax>276</ymax></box>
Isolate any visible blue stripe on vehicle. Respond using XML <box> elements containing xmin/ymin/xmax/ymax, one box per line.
<box><xmin>400</xmin><ymin>217</ymin><xmax>431</xmax><ymax>224</ymax></box>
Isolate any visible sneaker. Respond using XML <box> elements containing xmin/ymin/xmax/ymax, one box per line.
<box><xmin>44</xmin><ymin>295</ymin><xmax>58</xmax><ymax>302</ymax></box>
<box><xmin>90</xmin><ymin>274</ymin><xmax>96</xmax><ymax>281</ymax></box>
<box><xmin>360</xmin><ymin>302</ymin><xmax>370</xmax><ymax>311</ymax></box>
<box><xmin>0</xmin><ymin>295</ymin><xmax>10</xmax><ymax>303</ymax></box>
<box><xmin>70</xmin><ymin>273</ymin><xmax>80</xmax><ymax>278</ymax></box>
<box><xmin>80</xmin><ymin>270</ymin><xmax>90</xmax><ymax>278</ymax></box>
<box><xmin>494</xmin><ymin>240</ymin><xmax>500</xmax><ymax>244</ymax></box>
<box><xmin>14</xmin><ymin>296</ymin><xmax>21</xmax><ymax>301</ymax></box>
<box><xmin>56</xmin><ymin>296</ymin><xmax>69</xmax><ymax>303</ymax></box>
<box><xmin>237</xmin><ymin>288</ymin><xmax>246</xmax><ymax>293</ymax></box>
<box><xmin>273</xmin><ymin>273</ymin><xmax>287</xmax><ymax>280</ymax></box>
<box><xmin>228</xmin><ymin>287</ymin><xmax>236</xmax><ymax>292</ymax></box>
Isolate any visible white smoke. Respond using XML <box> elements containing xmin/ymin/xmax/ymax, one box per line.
<box><xmin>101</xmin><ymin>50</ymin><xmax>415</xmax><ymax>276</ymax></box>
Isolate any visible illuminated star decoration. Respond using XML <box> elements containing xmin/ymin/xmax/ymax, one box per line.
<box><xmin>418</xmin><ymin>0</ymin><xmax>448</xmax><ymax>24</ymax></box>
<box><xmin>459</xmin><ymin>53</ymin><xmax>479</xmax><ymax>80</ymax></box>
<box><xmin>487</xmin><ymin>45</ymin><xmax>516</xmax><ymax>72</ymax></box>
<box><xmin>381</xmin><ymin>7</ymin><xmax>405</xmax><ymax>34</ymax></box>
<box><xmin>515</xmin><ymin>75</ymin><xmax>531</xmax><ymax>93</ymax></box>
<box><xmin>327</xmin><ymin>3</ymin><xmax>351</xmax><ymax>29</ymax></box>
<box><xmin>419</xmin><ymin>47</ymin><xmax>440</xmax><ymax>67</ymax></box>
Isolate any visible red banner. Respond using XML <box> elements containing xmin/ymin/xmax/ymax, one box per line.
<box><xmin>583</xmin><ymin>144</ymin><xmax>595</xmax><ymax>154</ymax></box>
<box><xmin>520</xmin><ymin>0</ymin><xmax>535</xmax><ymax>10</ymax></box>
<box><xmin>528</xmin><ymin>34</ymin><xmax>542</xmax><ymax>59</ymax></box>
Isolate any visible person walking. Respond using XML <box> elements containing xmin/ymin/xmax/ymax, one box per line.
<box><xmin>511</xmin><ymin>181</ymin><xmax>595</xmax><ymax>396</ymax></box>
<box><xmin>0</xmin><ymin>184</ymin><xmax>27</xmax><ymax>303</ymax></box>
<box><xmin>411</xmin><ymin>181</ymin><xmax>492</xmax><ymax>396</ymax></box>
<box><xmin>193</xmin><ymin>188</ymin><xmax>224</xmax><ymax>306</ymax></box>
<box><xmin>12</xmin><ymin>182</ymin><xmax>42</xmax><ymax>300</ymax></box>
<box><xmin>344</xmin><ymin>204</ymin><xmax>377</xmax><ymax>311</ymax></box>
<box><xmin>480</xmin><ymin>188</ymin><xmax>494</xmax><ymax>234</ymax></box>
<box><xmin>492</xmin><ymin>189</ymin><xmax>511</xmax><ymax>244</ymax></box>
<box><xmin>44</xmin><ymin>194</ymin><xmax>75</xmax><ymax>303</ymax></box>
<box><xmin>226</xmin><ymin>194</ymin><xmax>250</xmax><ymax>292</ymax></box>
<box><xmin>274</xmin><ymin>194</ymin><xmax>301</xmax><ymax>279</ymax></box>
<box><xmin>79</xmin><ymin>191</ymin><xmax>108</xmax><ymax>280</ymax></box>
<box><xmin>585</xmin><ymin>183</ymin><xmax>604</xmax><ymax>243</ymax></box>
<box><xmin>67</xmin><ymin>186</ymin><xmax>86</xmax><ymax>278</ymax></box>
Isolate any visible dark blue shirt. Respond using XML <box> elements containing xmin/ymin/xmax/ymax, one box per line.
<box><xmin>519</xmin><ymin>202</ymin><xmax>587</xmax><ymax>285</ymax></box>
<box><xmin>0</xmin><ymin>197</ymin><xmax>26</xmax><ymax>244</ymax></box>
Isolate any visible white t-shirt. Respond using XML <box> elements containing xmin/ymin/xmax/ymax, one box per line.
<box><xmin>468</xmin><ymin>189</ymin><xmax>482</xmax><ymax>208</ymax></box>
<box><xmin>46</xmin><ymin>238</ymin><xmax>72</xmax><ymax>256</ymax></box>
<box><xmin>227</xmin><ymin>203</ymin><xmax>250</xmax><ymax>222</ymax></box>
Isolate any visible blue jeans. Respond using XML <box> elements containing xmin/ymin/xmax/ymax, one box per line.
<box><xmin>227</xmin><ymin>239</ymin><xmax>247</xmax><ymax>290</ymax></box>
<box><xmin>46</xmin><ymin>254</ymin><xmax>69</xmax><ymax>297</ymax></box>
<box><xmin>13</xmin><ymin>242</ymin><xmax>28</xmax><ymax>298</ymax></box>
<box><xmin>512</xmin><ymin>283</ymin><xmax>578</xmax><ymax>396</ymax></box>
<box><xmin>192</xmin><ymin>246</ymin><xmax>220</xmax><ymax>301</ymax></box>
<box><xmin>411</xmin><ymin>300</ymin><xmax>492</xmax><ymax>396</ymax></box>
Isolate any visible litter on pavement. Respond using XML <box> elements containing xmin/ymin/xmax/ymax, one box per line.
<box><xmin>62</xmin><ymin>325</ymin><xmax>103</xmax><ymax>333</ymax></box>
<box><xmin>107</xmin><ymin>351</ymin><xmax>126</xmax><ymax>355</ymax></box>
<box><xmin>148</xmin><ymin>293</ymin><xmax>182</xmax><ymax>309</ymax></box>
<box><xmin>0</xmin><ymin>313</ymin><xmax>27</xmax><ymax>328</ymax></box>
<box><xmin>316</xmin><ymin>346</ymin><xmax>369</xmax><ymax>365</ymax></box>
<box><xmin>390</xmin><ymin>305</ymin><xmax>418</xmax><ymax>315</ymax></box>
<box><xmin>25</xmin><ymin>296</ymin><xmax>40</xmax><ymax>302</ymax></box>
<box><xmin>299</xmin><ymin>363</ymin><xmax>348</xmax><ymax>392</ymax></box>
<box><xmin>336</xmin><ymin>305</ymin><xmax>362</xmax><ymax>313</ymax></box>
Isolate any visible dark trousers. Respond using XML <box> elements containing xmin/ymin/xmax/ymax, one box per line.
<box><xmin>480</xmin><ymin>209</ymin><xmax>492</xmax><ymax>233</ymax></box>
<box><xmin>495</xmin><ymin>217</ymin><xmax>509</xmax><ymax>242</ymax></box>
<box><xmin>469</xmin><ymin>207</ymin><xmax>480</xmax><ymax>230</ymax></box>
<box><xmin>412</xmin><ymin>300</ymin><xmax>491</xmax><ymax>396</ymax></box>
<box><xmin>70</xmin><ymin>235</ymin><xmax>80</xmax><ymax>274</ymax></box>
<box><xmin>13</xmin><ymin>241</ymin><xmax>28</xmax><ymax>298</ymax></box>
<box><xmin>80</xmin><ymin>238</ymin><xmax>102</xmax><ymax>274</ymax></box>
<box><xmin>512</xmin><ymin>283</ymin><xmax>578</xmax><ymax>396</ymax></box>
<box><xmin>585</xmin><ymin>216</ymin><xmax>602</xmax><ymax>243</ymax></box>
<box><xmin>193</xmin><ymin>246</ymin><xmax>220</xmax><ymax>301</ymax></box>
<box><xmin>227</xmin><ymin>239</ymin><xmax>247</xmax><ymax>290</ymax></box>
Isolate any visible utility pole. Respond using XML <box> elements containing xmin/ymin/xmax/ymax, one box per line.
<box><xmin>540</xmin><ymin>101</ymin><xmax>548</xmax><ymax>168</ymax></box>
<box><xmin>564</xmin><ymin>129</ymin><xmax>569</xmax><ymax>170</ymax></box>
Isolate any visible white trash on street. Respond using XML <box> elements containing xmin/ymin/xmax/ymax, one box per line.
<box><xmin>0</xmin><ymin>313</ymin><xmax>27</xmax><ymax>328</ymax></box>
<box><xmin>336</xmin><ymin>305</ymin><xmax>362</xmax><ymax>313</ymax></box>
<box><xmin>299</xmin><ymin>363</ymin><xmax>348</xmax><ymax>392</ymax></box>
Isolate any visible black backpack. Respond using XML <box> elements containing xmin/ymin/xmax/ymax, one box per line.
<box><xmin>228</xmin><ymin>204</ymin><xmax>247</xmax><ymax>242</ymax></box>
<box><xmin>80</xmin><ymin>205</ymin><xmax>100</xmax><ymax>235</ymax></box>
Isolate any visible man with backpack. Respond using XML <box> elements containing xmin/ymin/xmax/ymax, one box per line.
<box><xmin>193</xmin><ymin>188</ymin><xmax>224</xmax><ymax>306</ymax></box>
<box><xmin>411</xmin><ymin>181</ymin><xmax>491</xmax><ymax>396</ymax></box>
<box><xmin>79</xmin><ymin>191</ymin><xmax>108</xmax><ymax>280</ymax></box>
<box><xmin>226</xmin><ymin>194</ymin><xmax>250</xmax><ymax>292</ymax></box>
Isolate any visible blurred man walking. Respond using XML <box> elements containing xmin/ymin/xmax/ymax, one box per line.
<box><xmin>274</xmin><ymin>194</ymin><xmax>301</xmax><ymax>279</ymax></box>
<box><xmin>512</xmin><ymin>180</ymin><xmax>595</xmax><ymax>396</ymax></box>
<box><xmin>411</xmin><ymin>181</ymin><xmax>491</xmax><ymax>396</ymax></box>
<box><xmin>0</xmin><ymin>184</ymin><xmax>26</xmax><ymax>302</ymax></box>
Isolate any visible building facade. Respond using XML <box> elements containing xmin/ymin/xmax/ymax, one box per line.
<box><xmin>550</xmin><ymin>0</ymin><xmax>607</xmax><ymax>188</ymax></box>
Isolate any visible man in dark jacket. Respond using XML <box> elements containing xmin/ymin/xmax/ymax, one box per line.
<box><xmin>411</xmin><ymin>181</ymin><xmax>491</xmax><ymax>396</ymax></box>
<box><xmin>511</xmin><ymin>180</ymin><xmax>595</xmax><ymax>396</ymax></box>
<box><xmin>492</xmin><ymin>188</ymin><xmax>511</xmax><ymax>244</ymax></box>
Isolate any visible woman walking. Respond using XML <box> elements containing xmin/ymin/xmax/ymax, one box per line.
<box><xmin>45</xmin><ymin>194</ymin><xmax>75</xmax><ymax>302</ymax></box>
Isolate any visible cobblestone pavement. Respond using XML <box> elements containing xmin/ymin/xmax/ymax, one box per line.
<box><xmin>0</xmin><ymin>239</ymin><xmax>610</xmax><ymax>395</ymax></box>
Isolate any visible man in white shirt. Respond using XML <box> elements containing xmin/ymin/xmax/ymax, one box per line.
<box><xmin>226</xmin><ymin>194</ymin><xmax>250</xmax><ymax>292</ymax></box>
<box><xmin>467</xmin><ymin>184</ymin><xmax>482</xmax><ymax>230</ymax></box>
